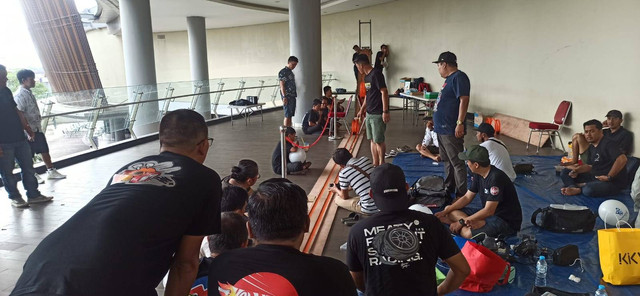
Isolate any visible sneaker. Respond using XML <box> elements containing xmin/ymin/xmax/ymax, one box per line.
<box><xmin>11</xmin><ymin>197</ymin><xmax>29</xmax><ymax>208</ymax></box>
<box><xmin>34</xmin><ymin>173</ymin><xmax>45</xmax><ymax>184</ymax></box>
<box><xmin>46</xmin><ymin>168</ymin><xmax>66</xmax><ymax>180</ymax></box>
<box><xmin>27</xmin><ymin>194</ymin><xmax>54</xmax><ymax>204</ymax></box>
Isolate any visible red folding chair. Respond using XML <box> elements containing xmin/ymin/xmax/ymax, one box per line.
<box><xmin>328</xmin><ymin>95</ymin><xmax>353</xmax><ymax>134</ymax></box>
<box><xmin>527</xmin><ymin>100</ymin><xmax>572</xmax><ymax>153</ymax></box>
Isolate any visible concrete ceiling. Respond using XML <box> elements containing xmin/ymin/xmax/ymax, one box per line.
<box><xmin>145</xmin><ymin>0</ymin><xmax>395</xmax><ymax>32</ymax></box>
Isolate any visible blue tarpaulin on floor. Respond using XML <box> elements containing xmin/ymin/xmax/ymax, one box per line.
<box><xmin>393</xmin><ymin>153</ymin><xmax>640</xmax><ymax>296</ymax></box>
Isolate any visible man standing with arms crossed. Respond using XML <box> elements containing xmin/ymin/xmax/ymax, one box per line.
<box><xmin>14</xmin><ymin>69</ymin><xmax>66</xmax><ymax>183</ymax></box>
<box><xmin>356</xmin><ymin>54</ymin><xmax>389</xmax><ymax>166</ymax></box>
<box><xmin>279</xmin><ymin>56</ymin><xmax>299</xmax><ymax>127</ymax></box>
<box><xmin>433</xmin><ymin>51</ymin><xmax>470</xmax><ymax>198</ymax></box>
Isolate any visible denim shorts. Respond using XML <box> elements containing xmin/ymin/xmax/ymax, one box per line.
<box><xmin>28</xmin><ymin>132</ymin><xmax>50</xmax><ymax>155</ymax></box>
<box><xmin>461</xmin><ymin>207</ymin><xmax>516</xmax><ymax>238</ymax></box>
<box><xmin>282</xmin><ymin>96</ymin><xmax>296</xmax><ymax>118</ymax></box>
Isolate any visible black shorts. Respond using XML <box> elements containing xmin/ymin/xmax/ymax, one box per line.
<box><xmin>29</xmin><ymin>132</ymin><xmax>50</xmax><ymax>155</ymax></box>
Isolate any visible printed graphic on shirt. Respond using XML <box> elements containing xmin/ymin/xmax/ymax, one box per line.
<box><xmin>111</xmin><ymin>161</ymin><xmax>181</xmax><ymax>187</ymax></box>
<box><xmin>490</xmin><ymin>186</ymin><xmax>499</xmax><ymax>196</ymax></box>
<box><xmin>434</xmin><ymin>83</ymin><xmax>447</xmax><ymax>111</ymax></box>
<box><xmin>218</xmin><ymin>272</ymin><xmax>298</xmax><ymax>296</ymax></box>
<box><xmin>365</xmin><ymin>82</ymin><xmax>371</xmax><ymax>91</ymax></box>
<box><xmin>363</xmin><ymin>220</ymin><xmax>426</xmax><ymax>268</ymax></box>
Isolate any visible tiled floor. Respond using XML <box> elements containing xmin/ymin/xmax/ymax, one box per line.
<box><xmin>0</xmin><ymin>108</ymin><xmax>563</xmax><ymax>295</ymax></box>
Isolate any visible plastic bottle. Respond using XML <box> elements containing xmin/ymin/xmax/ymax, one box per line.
<box><xmin>595</xmin><ymin>285</ymin><xmax>608</xmax><ymax>296</ymax></box>
<box><xmin>535</xmin><ymin>255</ymin><xmax>547</xmax><ymax>287</ymax></box>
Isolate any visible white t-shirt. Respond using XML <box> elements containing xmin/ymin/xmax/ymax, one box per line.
<box><xmin>480</xmin><ymin>138</ymin><xmax>516</xmax><ymax>181</ymax></box>
<box><xmin>422</xmin><ymin>128</ymin><xmax>439</xmax><ymax>147</ymax></box>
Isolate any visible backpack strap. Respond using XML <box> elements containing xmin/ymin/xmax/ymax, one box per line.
<box><xmin>347</xmin><ymin>164</ymin><xmax>370</xmax><ymax>180</ymax></box>
<box><xmin>531</xmin><ymin>208</ymin><xmax>543</xmax><ymax>227</ymax></box>
<box><xmin>488</xmin><ymin>138</ymin><xmax>508</xmax><ymax>150</ymax></box>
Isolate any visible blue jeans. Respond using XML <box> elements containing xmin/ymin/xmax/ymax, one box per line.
<box><xmin>560</xmin><ymin>168</ymin><xmax>623</xmax><ymax>197</ymax></box>
<box><xmin>461</xmin><ymin>207</ymin><xmax>516</xmax><ymax>238</ymax></box>
<box><xmin>0</xmin><ymin>141</ymin><xmax>41</xmax><ymax>200</ymax></box>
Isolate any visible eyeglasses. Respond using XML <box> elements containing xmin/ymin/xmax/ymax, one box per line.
<box><xmin>197</xmin><ymin>137</ymin><xmax>214</xmax><ymax>146</ymax></box>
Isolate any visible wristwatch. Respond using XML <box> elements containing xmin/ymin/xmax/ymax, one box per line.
<box><xmin>382</xmin><ymin>110</ymin><xmax>389</xmax><ymax>114</ymax></box>
<box><xmin>456</xmin><ymin>120</ymin><xmax>463</xmax><ymax>125</ymax></box>
<box><xmin>459</xmin><ymin>219</ymin><xmax>466</xmax><ymax>226</ymax></box>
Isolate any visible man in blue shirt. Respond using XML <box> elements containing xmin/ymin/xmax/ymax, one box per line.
<box><xmin>278</xmin><ymin>56</ymin><xmax>298</xmax><ymax>127</ymax></box>
<box><xmin>432</xmin><ymin>52</ymin><xmax>470</xmax><ymax>198</ymax></box>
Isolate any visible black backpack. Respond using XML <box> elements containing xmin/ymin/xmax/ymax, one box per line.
<box><xmin>409</xmin><ymin>176</ymin><xmax>447</xmax><ymax>208</ymax></box>
<box><xmin>531</xmin><ymin>204</ymin><xmax>596</xmax><ymax>233</ymax></box>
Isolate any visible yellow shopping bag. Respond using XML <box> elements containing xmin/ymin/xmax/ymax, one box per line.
<box><xmin>598</xmin><ymin>227</ymin><xmax>640</xmax><ymax>285</ymax></box>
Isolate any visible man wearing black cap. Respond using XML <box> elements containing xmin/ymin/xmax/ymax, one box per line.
<box><xmin>355</xmin><ymin>54</ymin><xmax>390</xmax><ymax>166</ymax></box>
<box><xmin>560</xmin><ymin>119</ymin><xmax>628</xmax><ymax>197</ymax></box>
<box><xmin>476</xmin><ymin>123</ymin><xmax>516</xmax><ymax>181</ymax></box>
<box><xmin>432</xmin><ymin>51</ymin><xmax>470</xmax><ymax>198</ymax></box>
<box><xmin>347</xmin><ymin>163</ymin><xmax>469</xmax><ymax>295</ymax></box>
<box><xmin>435</xmin><ymin>145</ymin><xmax>522</xmax><ymax>239</ymax></box>
<box><xmin>564</xmin><ymin>109</ymin><xmax>633</xmax><ymax>166</ymax></box>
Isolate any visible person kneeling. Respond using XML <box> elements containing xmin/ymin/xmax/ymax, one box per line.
<box><xmin>435</xmin><ymin>145</ymin><xmax>522</xmax><ymax>239</ymax></box>
<box><xmin>560</xmin><ymin>119</ymin><xmax>628</xmax><ymax>197</ymax></box>
<box><xmin>416</xmin><ymin>116</ymin><xmax>441</xmax><ymax>162</ymax></box>
<box><xmin>302</xmin><ymin>99</ymin><xmax>326</xmax><ymax>135</ymax></box>
<box><xmin>329</xmin><ymin>148</ymin><xmax>378</xmax><ymax>215</ymax></box>
<box><xmin>271</xmin><ymin>127</ymin><xmax>311</xmax><ymax>175</ymax></box>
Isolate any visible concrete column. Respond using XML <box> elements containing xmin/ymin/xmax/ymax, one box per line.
<box><xmin>120</xmin><ymin>0</ymin><xmax>159</xmax><ymax>131</ymax></box>
<box><xmin>187</xmin><ymin>16</ymin><xmax>211</xmax><ymax>119</ymax></box>
<box><xmin>289</xmin><ymin>0</ymin><xmax>322</xmax><ymax>126</ymax></box>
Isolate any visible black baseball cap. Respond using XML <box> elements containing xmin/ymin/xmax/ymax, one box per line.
<box><xmin>432</xmin><ymin>51</ymin><xmax>457</xmax><ymax>65</ymax></box>
<box><xmin>605</xmin><ymin>110</ymin><xmax>622</xmax><ymax>119</ymax></box>
<box><xmin>458</xmin><ymin>145</ymin><xmax>490</xmax><ymax>163</ymax></box>
<box><xmin>370</xmin><ymin>163</ymin><xmax>409</xmax><ymax>212</ymax></box>
<box><xmin>477</xmin><ymin>123</ymin><xmax>495</xmax><ymax>136</ymax></box>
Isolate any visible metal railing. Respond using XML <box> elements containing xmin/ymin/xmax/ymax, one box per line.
<box><xmin>28</xmin><ymin>73</ymin><xmax>337</xmax><ymax>161</ymax></box>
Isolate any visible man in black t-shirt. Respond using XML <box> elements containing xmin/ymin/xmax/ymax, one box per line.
<box><xmin>11</xmin><ymin>110</ymin><xmax>222</xmax><ymax>296</ymax></box>
<box><xmin>355</xmin><ymin>54</ymin><xmax>390</xmax><ymax>166</ymax></box>
<box><xmin>347</xmin><ymin>163</ymin><xmax>469</xmax><ymax>295</ymax></box>
<box><xmin>302</xmin><ymin>99</ymin><xmax>325</xmax><ymax>135</ymax></box>
<box><xmin>435</xmin><ymin>145</ymin><xmax>523</xmax><ymax>239</ymax></box>
<box><xmin>271</xmin><ymin>127</ymin><xmax>311</xmax><ymax>175</ymax></box>
<box><xmin>0</xmin><ymin>64</ymin><xmax>52</xmax><ymax>208</ymax></box>
<box><xmin>209</xmin><ymin>180</ymin><xmax>357</xmax><ymax>296</ymax></box>
<box><xmin>564</xmin><ymin>109</ymin><xmax>633</xmax><ymax>166</ymax></box>
<box><xmin>561</xmin><ymin>119</ymin><xmax>628</xmax><ymax>197</ymax></box>
<box><xmin>373</xmin><ymin>44</ymin><xmax>389</xmax><ymax>71</ymax></box>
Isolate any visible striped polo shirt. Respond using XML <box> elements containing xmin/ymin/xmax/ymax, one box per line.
<box><xmin>339</xmin><ymin>157</ymin><xmax>378</xmax><ymax>214</ymax></box>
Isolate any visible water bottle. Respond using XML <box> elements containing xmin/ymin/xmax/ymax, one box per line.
<box><xmin>535</xmin><ymin>255</ymin><xmax>547</xmax><ymax>287</ymax></box>
<box><xmin>595</xmin><ymin>285</ymin><xmax>608</xmax><ymax>296</ymax></box>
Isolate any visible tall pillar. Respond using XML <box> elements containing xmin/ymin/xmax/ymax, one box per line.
<box><xmin>120</xmin><ymin>0</ymin><xmax>159</xmax><ymax>129</ymax></box>
<box><xmin>187</xmin><ymin>16</ymin><xmax>211</xmax><ymax>119</ymax></box>
<box><xmin>289</xmin><ymin>0</ymin><xmax>322</xmax><ymax>126</ymax></box>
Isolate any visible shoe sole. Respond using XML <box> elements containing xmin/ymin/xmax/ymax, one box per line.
<box><xmin>46</xmin><ymin>176</ymin><xmax>67</xmax><ymax>180</ymax></box>
<box><xmin>11</xmin><ymin>203</ymin><xmax>30</xmax><ymax>208</ymax></box>
<box><xmin>28</xmin><ymin>198</ymin><xmax>54</xmax><ymax>204</ymax></box>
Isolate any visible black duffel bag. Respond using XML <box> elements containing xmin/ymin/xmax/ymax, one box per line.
<box><xmin>409</xmin><ymin>175</ymin><xmax>447</xmax><ymax>208</ymax></box>
<box><xmin>531</xmin><ymin>204</ymin><xmax>596</xmax><ymax>233</ymax></box>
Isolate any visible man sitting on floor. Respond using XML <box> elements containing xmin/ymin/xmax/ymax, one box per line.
<box><xmin>435</xmin><ymin>145</ymin><xmax>522</xmax><ymax>239</ymax></box>
<box><xmin>302</xmin><ymin>99</ymin><xmax>326</xmax><ymax>135</ymax></box>
<box><xmin>416</xmin><ymin>116</ymin><xmax>441</xmax><ymax>162</ymax></box>
<box><xmin>329</xmin><ymin>148</ymin><xmax>378</xmax><ymax>215</ymax></box>
<box><xmin>208</xmin><ymin>180</ymin><xmax>357</xmax><ymax>296</ymax></box>
<box><xmin>347</xmin><ymin>163</ymin><xmax>470</xmax><ymax>295</ymax></box>
<box><xmin>271</xmin><ymin>127</ymin><xmax>311</xmax><ymax>175</ymax></box>
<box><xmin>564</xmin><ymin>110</ymin><xmax>633</xmax><ymax>166</ymax></box>
<box><xmin>476</xmin><ymin>123</ymin><xmax>516</xmax><ymax>181</ymax></box>
<box><xmin>560</xmin><ymin>119</ymin><xmax>628</xmax><ymax>197</ymax></box>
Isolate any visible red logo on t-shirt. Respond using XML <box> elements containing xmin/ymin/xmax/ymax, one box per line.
<box><xmin>218</xmin><ymin>272</ymin><xmax>298</xmax><ymax>296</ymax></box>
<box><xmin>490</xmin><ymin>186</ymin><xmax>499</xmax><ymax>196</ymax></box>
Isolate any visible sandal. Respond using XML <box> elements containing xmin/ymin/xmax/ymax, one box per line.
<box><xmin>342</xmin><ymin>214</ymin><xmax>360</xmax><ymax>226</ymax></box>
<box><xmin>385</xmin><ymin>150</ymin><xmax>398</xmax><ymax>159</ymax></box>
